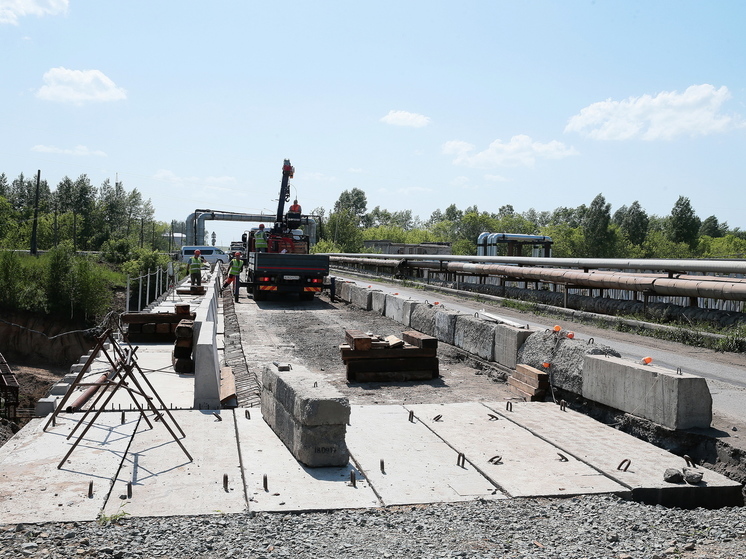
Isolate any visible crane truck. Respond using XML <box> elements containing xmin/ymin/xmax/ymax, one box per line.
<box><xmin>235</xmin><ymin>159</ymin><xmax>330</xmax><ymax>301</ymax></box>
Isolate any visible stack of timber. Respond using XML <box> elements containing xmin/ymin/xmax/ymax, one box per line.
<box><xmin>341</xmin><ymin>329</ymin><xmax>439</xmax><ymax>382</ymax></box>
<box><xmin>172</xmin><ymin>309</ymin><xmax>195</xmax><ymax>373</ymax></box>
<box><xmin>122</xmin><ymin>306</ymin><xmax>196</xmax><ymax>343</ymax></box>
<box><xmin>176</xmin><ymin>284</ymin><xmax>206</xmax><ymax>295</ymax></box>
<box><xmin>508</xmin><ymin>363</ymin><xmax>549</xmax><ymax>401</ymax></box>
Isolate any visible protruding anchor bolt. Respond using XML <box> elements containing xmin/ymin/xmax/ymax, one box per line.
<box><xmin>457</xmin><ymin>453</ymin><xmax>466</xmax><ymax>468</ymax></box>
<box><xmin>557</xmin><ymin>453</ymin><xmax>569</xmax><ymax>462</ymax></box>
<box><xmin>223</xmin><ymin>473</ymin><xmax>229</xmax><ymax>492</ymax></box>
<box><xmin>313</xmin><ymin>381</ymin><xmax>318</xmax><ymax>388</ymax></box>
<box><xmin>559</xmin><ymin>400</ymin><xmax>567</xmax><ymax>412</ymax></box>
<box><xmin>408</xmin><ymin>410</ymin><xmax>415</xmax><ymax>423</ymax></box>
<box><xmin>213</xmin><ymin>412</ymin><xmax>222</xmax><ymax>422</ymax></box>
<box><xmin>617</xmin><ymin>458</ymin><xmax>631</xmax><ymax>472</ymax></box>
<box><xmin>121</xmin><ymin>411</ymin><xmax>126</xmax><ymax>424</ymax></box>
<box><xmin>263</xmin><ymin>474</ymin><xmax>268</xmax><ymax>492</ymax></box>
<box><xmin>488</xmin><ymin>455</ymin><xmax>503</xmax><ymax>465</ymax></box>
<box><xmin>433</xmin><ymin>414</ymin><xmax>442</xmax><ymax>422</ymax></box>
<box><xmin>350</xmin><ymin>471</ymin><xmax>357</xmax><ymax>488</ymax></box>
<box><xmin>88</xmin><ymin>481</ymin><xmax>94</xmax><ymax>498</ymax></box>
<box><xmin>153</xmin><ymin>413</ymin><xmax>162</xmax><ymax>422</ymax></box>
<box><xmin>127</xmin><ymin>482</ymin><xmax>132</xmax><ymax>499</ymax></box>
<box><xmin>487</xmin><ymin>414</ymin><xmax>499</xmax><ymax>421</ymax></box>
<box><xmin>245</xmin><ymin>409</ymin><xmax>251</xmax><ymax>420</ymax></box>
<box><xmin>505</xmin><ymin>401</ymin><xmax>513</xmax><ymax>412</ymax></box>
<box><xmin>683</xmin><ymin>455</ymin><xmax>696</xmax><ymax>468</ymax></box>
<box><xmin>380</xmin><ymin>459</ymin><xmax>385</xmax><ymax>473</ymax></box>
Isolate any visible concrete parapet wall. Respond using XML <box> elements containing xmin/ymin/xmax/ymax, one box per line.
<box><xmin>192</xmin><ymin>274</ymin><xmax>222</xmax><ymax>409</ymax></box>
<box><xmin>409</xmin><ymin>304</ymin><xmax>438</xmax><ymax>337</ymax></box>
<box><xmin>434</xmin><ymin>309</ymin><xmax>459</xmax><ymax>345</ymax></box>
<box><xmin>384</xmin><ymin>294</ymin><xmax>415</xmax><ymax>325</ymax></box>
<box><xmin>349</xmin><ymin>285</ymin><xmax>373</xmax><ymax>310</ymax></box>
<box><xmin>582</xmin><ymin>355</ymin><xmax>712</xmax><ymax>430</ymax></box>
<box><xmin>494</xmin><ymin>324</ymin><xmax>537</xmax><ymax>369</ymax></box>
<box><xmin>371</xmin><ymin>291</ymin><xmax>386</xmax><ymax>315</ymax></box>
<box><xmin>337</xmin><ymin>281</ymin><xmax>355</xmax><ymax>303</ymax></box>
<box><xmin>261</xmin><ymin>364</ymin><xmax>350</xmax><ymax>467</ymax></box>
<box><xmin>453</xmin><ymin>315</ymin><xmax>496</xmax><ymax>361</ymax></box>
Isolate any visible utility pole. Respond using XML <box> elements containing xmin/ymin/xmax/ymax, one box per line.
<box><xmin>30</xmin><ymin>170</ymin><xmax>41</xmax><ymax>255</ymax></box>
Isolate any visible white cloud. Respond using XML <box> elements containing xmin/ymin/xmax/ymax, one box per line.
<box><xmin>0</xmin><ymin>0</ymin><xmax>68</xmax><ymax>25</ymax></box>
<box><xmin>32</xmin><ymin>144</ymin><xmax>107</xmax><ymax>157</ymax></box>
<box><xmin>565</xmin><ymin>84</ymin><xmax>741</xmax><ymax>141</ymax></box>
<box><xmin>484</xmin><ymin>174</ymin><xmax>510</xmax><ymax>182</ymax></box>
<box><xmin>36</xmin><ymin>67</ymin><xmax>127</xmax><ymax>105</ymax></box>
<box><xmin>443</xmin><ymin>135</ymin><xmax>577</xmax><ymax>168</ymax></box>
<box><xmin>380</xmin><ymin>110</ymin><xmax>431</xmax><ymax>128</ymax></box>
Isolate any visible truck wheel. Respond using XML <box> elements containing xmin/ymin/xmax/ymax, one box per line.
<box><xmin>253</xmin><ymin>286</ymin><xmax>266</xmax><ymax>301</ymax></box>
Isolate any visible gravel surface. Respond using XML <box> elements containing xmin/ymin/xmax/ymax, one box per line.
<box><xmin>2</xmin><ymin>495</ymin><xmax>745</xmax><ymax>558</ymax></box>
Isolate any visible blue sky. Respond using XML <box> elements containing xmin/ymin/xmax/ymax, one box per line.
<box><xmin>2</xmin><ymin>0</ymin><xmax>745</xmax><ymax>246</ymax></box>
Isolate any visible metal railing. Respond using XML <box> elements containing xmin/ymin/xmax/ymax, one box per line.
<box><xmin>125</xmin><ymin>264</ymin><xmax>181</xmax><ymax>312</ymax></box>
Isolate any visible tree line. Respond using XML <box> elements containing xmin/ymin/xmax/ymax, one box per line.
<box><xmin>0</xmin><ymin>171</ymin><xmax>183</xmax><ymax>257</ymax></box>
<box><xmin>311</xmin><ymin>188</ymin><xmax>746</xmax><ymax>259</ymax></box>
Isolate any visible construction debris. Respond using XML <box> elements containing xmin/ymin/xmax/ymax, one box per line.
<box><xmin>341</xmin><ymin>329</ymin><xmax>439</xmax><ymax>382</ymax></box>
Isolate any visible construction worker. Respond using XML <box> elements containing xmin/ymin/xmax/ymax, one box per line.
<box><xmin>222</xmin><ymin>252</ymin><xmax>243</xmax><ymax>293</ymax></box>
<box><xmin>288</xmin><ymin>199</ymin><xmax>302</xmax><ymax>229</ymax></box>
<box><xmin>189</xmin><ymin>250</ymin><xmax>204</xmax><ymax>286</ymax></box>
<box><xmin>255</xmin><ymin>224</ymin><xmax>268</xmax><ymax>252</ymax></box>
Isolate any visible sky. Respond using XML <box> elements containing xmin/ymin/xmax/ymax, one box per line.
<box><xmin>2</xmin><ymin>0</ymin><xmax>746</xmax><ymax>247</ymax></box>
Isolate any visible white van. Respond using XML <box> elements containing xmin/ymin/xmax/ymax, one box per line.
<box><xmin>180</xmin><ymin>246</ymin><xmax>228</xmax><ymax>265</ymax></box>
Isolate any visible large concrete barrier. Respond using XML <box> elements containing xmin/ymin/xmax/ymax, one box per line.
<box><xmin>261</xmin><ymin>364</ymin><xmax>351</xmax><ymax>467</ymax></box>
<box><xmin>384</xmin><ymin>294</ymin><xmax>411</xmax><ymax>324</ymax></box>
<box><xmin>409</xmin><ymin>304</ymin><xmax>438</xmax><ymax>337</ymax></box>
<box><xmin>193</xmin><ymin>272</ymin><xmax>222</xmax><ymax>409</ymax></box>
<box><xmin>453</xmin><ymin>315</ymin><xmax>497</xmax><ymax>361</ymax></box>
<box><xmin>349</xmin><ymin>284</ymin><xmax>374</xmax><ymax>310</ymax></box>
<box><xmin>582</xmin><ymin>355</ymin><xmax>712</xmax><ymax>430</ymax></box>
<box><xmin>336</xmin><ymin>281</ymin><xmax>355</xmax><ymax>303</ymax></box>
<box><xmin>371</xmin><ymin>291</ymin><xmax>386</xmax><ymax>315</ymax></box>
<box><xmin>494</xmin><ymin>324</ymin><xmax>537</xmax><ymax>370</ymax></box>
<box><xmin>434</xmin><ymin>309</ymin><xmax>460</xmax><ymax>345</ymax></box>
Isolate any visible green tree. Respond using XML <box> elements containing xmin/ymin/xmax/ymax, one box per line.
<box><xmin>582</xmin><ymin>194</ymin><xmax>616</xmax><ymax>257</ymax></box>
<box><xmin>614</xmin><ymin>200</ymin><xmax>649</xmax><ymax>246</ymax></box>
<box><xmin>699</xmin><ymin>215</ymin><xmax>725</xmax><ymax>238</ymax></box>
<box><xmin>325</xmin><ymin>209</ymin><xmax>364</xmax><ymax>253</ymax></box>
<box><xmin>668</xmin><ymin>196</ymin><xmax>700</xmax><ymax>248</ymax></box>
<box><xmin>333</xmin><ymin>188</ymin><xmax>367</xmax><ymax>223</ymax></box>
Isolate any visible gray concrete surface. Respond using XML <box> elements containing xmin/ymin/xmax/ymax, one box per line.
<box><xmin>0</xmin><ymin>271</ymin><xmax>742</xmax><ymax>524</ymax></box>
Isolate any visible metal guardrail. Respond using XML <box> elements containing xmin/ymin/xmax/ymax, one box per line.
<box><xmin>125</xmin><ymin>264</ymin><xmax>181</xmax><ymax>312</ymax></box>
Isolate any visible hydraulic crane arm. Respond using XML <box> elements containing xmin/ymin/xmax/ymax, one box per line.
<box><xmin>275</xmin><ymin>159</ymin><xmax>294</xmax><ymax>229</ymax></box>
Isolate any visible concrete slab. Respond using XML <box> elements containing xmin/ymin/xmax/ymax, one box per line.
<box><xmin>0</xmin><ymin>414</ymin><xmax>138</xmax><ymax>524</ymax></box>
<box><xmin>103</xmin><ymin>410</ymin><xmax>245</xmax><ymax>518</ymax></box>
<box><xmin>235</xmin><ymin>409</ymin><xmax>379</xmax><ymax>512</ymax></box>
<box><xmin>485</xmin><ymin>401</ymin><xmax>743</xmax><ymax>508</ymax></box>
<box><xmin>346</xmin><ymin>405</ymin><xmax>507</xmax><ymax>505</ymax></box>
<box><xmin>406</xmin><ymin>402</ymin><xmax>626</xmax><ymax>498</ymax></box>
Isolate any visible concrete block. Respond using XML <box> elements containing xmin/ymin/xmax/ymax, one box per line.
<box><xmin>261</xmin><ymin>364</ymin><xmax>350</xmax><ymax>467</ymax></box>
<box><xmin>384</xmin><ymin>294</ymin><xmax>415</xmax><ymax>325</ymax></box>
<box><xmin>50</xmin><ymin>382</ymin><xmax>70</xmax><ymax>396</ymax></box>
<box><xmin>34</xmin><ymin>396</ymin><xmax>58</xmax><ymax>416</ymax></box>
<box><xmin>371</xmin><ymin>291</ymin><xmax>386</xmax><ymax>315</ymax></box>
<box><xmin>494</xmin><ymin>324</ymin><xmax>537</xmax><ymax>369</ymax></box>
<box><xmin>262</xmin><ymin>365</ymin><xmax>350</xmax><ymax>426</ymax></box>
<box><xmin>69</xmin><ymin>363</ymin><xmax>85</xmax><ymax>374</ymax></box>
<box><xmin>453</xmin><ymin>315</ymin><xmax>497</xmax><ymax>362</ymax></box>
<box><xmin>337</xmin><ymin>281</ymin><xmax>355</xmax><ymax>302</ymax></box>
<box><xmin>409</xmin><ymin>304</ymin><xmax>438</xmax><ymax>337</ymax></box>
<box><xmin>434</xmin><ymin>309</ymin><xmax>460</xmax><ymax>346</ymax></box>
<box><xmin>582</xmin><ymin>355</ymin><xmax>712</xmax><ymax>430</ymax></box>
<box><xmin>402</xmin><ymin>300</ymin><xmax>421</xmax><ymax>328</ymax></box>
<box><xmin>349</xmin><ymin>285</ymin><xmax>373</xmax><ymax>310</ymax></box>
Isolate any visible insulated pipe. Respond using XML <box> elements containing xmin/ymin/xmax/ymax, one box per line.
<box><xmin>326</xmin><ymin>253</ymin><xmax>746</xmax><ymax>276</ymax></box>
<box><xmin>328</xmin><ymin>255</ymin><xmax>746</xmax><ymax>301</ymax></box>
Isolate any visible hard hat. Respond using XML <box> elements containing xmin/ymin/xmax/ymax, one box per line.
<box><xmin>194</xmin><ymin>249</ymin><xmax>201</xmax><ymax>255</ymax></box>
<box><xmin>259</xmin><ymin>223</ymin><xmax>265</xmax><ymax>229</ymax></box>
<box><xmin>234</xmin><ymin>252</ymin><xmax>241</xmax><ymax>257</ymax></box>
